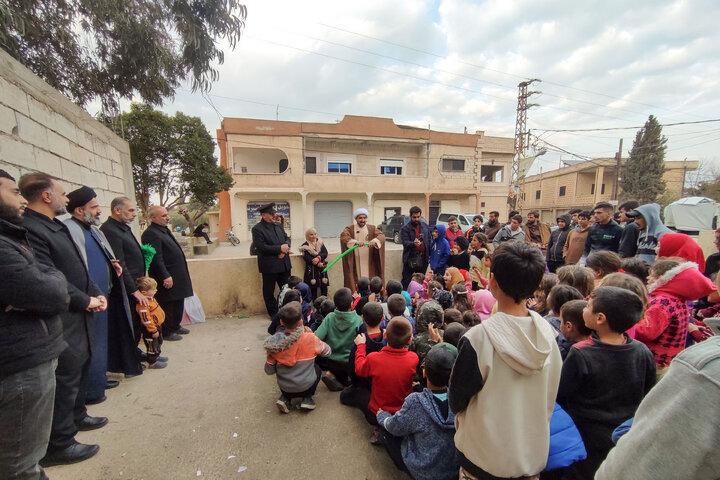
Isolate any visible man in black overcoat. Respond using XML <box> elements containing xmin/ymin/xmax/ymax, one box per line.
<box><xmin>140</xmin><ymin>205</ymin><xmax>193</xmax><ymax>341</ymax></box>
<box><xmin>252</xmin><ymin>203</ymin><xmax>291</xmax><ymax>318</ymax></box>
<box><xmin>19</xmin><ymin>172</ymin><xmax>107</xmax><ymax>466</ymax></box>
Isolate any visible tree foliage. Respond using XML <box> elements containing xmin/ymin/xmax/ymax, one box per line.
<box><xmin>620</xmin><ymin>115</ymin><xmax>667</xmax><ymax>204</ymax></box>
<box><xmin>115</xmin><ymin>103</ymin><xmax>233</xmax><ymax>231</ymax></box>
<box><xmin>0</xmin><ymin>0</ymin><xmax>246</xmax><ymax>110</ymax></box>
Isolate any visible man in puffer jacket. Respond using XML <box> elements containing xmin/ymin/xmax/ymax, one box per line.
<box><xmin>377</xmin><ymin>344</ymin><xmax>459</xmax><ymax>480</ymax></box>
<box><xmin>546</xmin><ymin>214</ymin><xmax>572</xmax><ymax>272</ymax></box>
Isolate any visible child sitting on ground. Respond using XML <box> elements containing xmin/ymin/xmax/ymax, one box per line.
<box><xmin>442</xmin><ymin>308</ymin><xmax>462</xmax><ymax>326</ymax></box>
<box><xmin>461</xmin><ymin>310</ymin><xmax>481</xmax><ymax>329</ymax></box>
<box><xmin>407</xmin><ymin>272</ymin><xmax>426</xmax><ymax>312</ymax></box>
<box><xmin>369</xmin><ymin>276</ymin><xmax>385</xmax><ymax>303</ymax></box>
<box><xmin>557</xmin><ymin>286</ymin><xmax>656</xmax><ymax>477</ymax></box>
<box><xmin>340</xmin><ymin>302</ymin><xmax>385</xmax><ymax>411</ymax></box>
<box><xmin>355</xmin><ymin>317</ymin><xmax>419</xmax><ymax>442</ymax></box>
<box><xmin>310</xmin><ymin>298</ymin><xmax>334</xmax><ymax>332</ymax></box>
<box><xmin>314</xmin><ymin>288</ymin><xmax>363</xmax><ymax>391</ymax></box>
<box><xmin>409</xmin><ymin>301</ymin><xmax>444</xmax><ymax>375</ymax></box>
<box><xmin>353</xmin><ymin>276</ymin><xmax>371</xmax><ymax>314</ymax></box>
<box><xmin>449</xmin><ymin>242</ymin><xmax>562</xmax><ymax>479</ymax></box>
<box><xmin>382</xmin><ymin>293</ymin><xmax>413</xmax><ymax>330</ymax></box>
<box><xmin>376</xmin><ymin>343</ymin><xmax>460</xmax><ymax>480</ymax></box>
<box><xmin>135</xmin><ymin>276</ymin><xmax>168</xmax><ymax>369</ymax></box>
<box><xmin>264</xmin><ymin>302</ymin><xmax>331</xmax><ymax>413</ymax></box>
<box><xmin>382</xmin><ymin>281</ymin><xmax>411</xmax><ymax>322</ymax></box>
<box><xmin>267</xmin><ymin>289</ymin><xmax>302</xmax><ymax>334</ymax></box>
<box><xmin>558</xmin><ymin>299</ymin><xmax>591</xmax><ymax>359</ymax></box>
<box><xmin>308</xmin><ymin>296</ymin><xmax>326</xmax><ymax>330</ymax></box>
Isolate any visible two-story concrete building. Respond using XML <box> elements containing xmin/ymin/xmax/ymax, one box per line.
<box><xmin>216</xmin><ymin>115</ymin><xmax>514</xmax><ymax>240</ymax></box>
<box><xmin>518</xmin><ymin>158</ymin><xmax>698</xmax><ymax>223</ymax></box>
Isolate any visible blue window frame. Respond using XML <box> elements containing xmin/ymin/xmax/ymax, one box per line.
<box><xmin>328</xmin><ymin>162</ymin><xmax>351</xmax><ymax>173</ymax></box>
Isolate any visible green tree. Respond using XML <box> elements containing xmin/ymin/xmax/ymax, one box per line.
<box><xmin>0</xmin><ymin>0</ymin><xmax>246</xmax><ymax>110</ymax></box>
<box><xmin>620</xmin><ymin>115</ymin><xmax>667</xmax><ymax>204</ymax></box>
<box><xmin>119</xmin><ymin>103</ymin><xmax>233</xmax><ymax>232</ymax></box>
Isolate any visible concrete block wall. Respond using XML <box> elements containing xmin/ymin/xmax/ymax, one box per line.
<box><xmin>0</xmin><ymin>49</ymin><xmax>135</xmax><ymax>212</ymax></box>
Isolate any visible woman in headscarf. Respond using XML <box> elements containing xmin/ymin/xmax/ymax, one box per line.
<box><xmin>298</xmin><ymin>227</ymin><xmax>329</xmax><ymax>300</ymax></box>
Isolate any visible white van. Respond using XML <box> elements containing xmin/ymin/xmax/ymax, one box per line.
<box><xmin>435</xmin><ymin>213</ymin><xmax>485</xmax><ymax>232</ymax></box>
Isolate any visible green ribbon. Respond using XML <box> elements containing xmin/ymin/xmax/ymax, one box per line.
<box><xmin>322</xmin><ymin>242</ymin><xmax>369</xmax><ymax>273</ymax></box>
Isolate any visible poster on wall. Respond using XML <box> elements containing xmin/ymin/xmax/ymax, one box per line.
<box><xmin>247</xmin><ymin>201</ymin><xmax>291</xmax><ymax>232</ymax></box>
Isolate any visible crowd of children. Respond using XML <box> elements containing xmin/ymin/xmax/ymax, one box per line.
<box><xmin>260</xmin><ymin>230</ymin><xmax>720</xmax><ymax>479</ymax></box>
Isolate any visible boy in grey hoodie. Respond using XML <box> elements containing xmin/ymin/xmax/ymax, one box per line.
<box><xmin>626</xmin><ymin>203</ymin><xmax>671</xmax><ymax>264</ymax></box>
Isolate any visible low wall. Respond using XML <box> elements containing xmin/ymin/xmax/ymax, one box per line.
<box><xmin>188</xmin><ymin>250</ymin><xmax>403</xmax><ymax>315</ymax></box>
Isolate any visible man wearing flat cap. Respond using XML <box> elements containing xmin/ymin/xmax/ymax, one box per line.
<box><xmin>340</xmin><ymin>208</ymin><xmax>385</xmax><ymax>289</ymax></box>
<box><xmin>252</xmin><ymin>203</ymin><xmax>292</xmax><ymax>318</ymax></box>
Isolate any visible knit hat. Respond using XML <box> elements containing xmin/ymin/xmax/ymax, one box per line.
<box><xmin>66</xmin><ymin>186</ymin><xmax>96</xmax><ymax>212</ymax></box>
<box><xmin>415</xmin><ymin>300</ymin><xmax>443</xmax><ymax>333</ymax></box>
<box><xmin>433</xmin><ymin>289</ymin><xmax>453</xmax><ymax>310</ymax></box>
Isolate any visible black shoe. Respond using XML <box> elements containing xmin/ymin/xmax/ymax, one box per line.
<box><xmin>321</xmin><ymin>372</ymin><xmax>344</xmax><ymax>392</ymax></box>
<box><xmin>105</xmin><ymin>380</ymin><xmax>120</xmax><ymax>389</ymax></box>
<box><xmin>40</xmin><ymin>441</ymin><xmax>100</xmax><ymax>467</ymax></box>
<box><xmin>177</xmin><ymin>326</ymin><xmax>190</xmax><ymax>335</ymax></box>
<box><xmin>85</xmin><ymin>395</ymin><xmax>106</xmax><ymax>405</ymax></box>
<box><xmin>76</xmin><ymin>415</ymin><xmax>108</xmax><ymax>431</ymax></box>
<box><xmin>164</xmin><ymin>332</ymin><xmax>183</xmax><ymax>341</ymax></box>
<box><xmin>300</xmin><ymin>396</ymin><xmax>316</xmax><ymax>410</ymax></box>
<box><xmin>138</xmin><ymin>351</ymin><xmax>149</xmax><ymax>361</ymax></box>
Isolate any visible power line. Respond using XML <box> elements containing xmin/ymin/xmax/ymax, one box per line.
<box><xmin>532</xmin><ymin>118</ymin><xmax>720</xmax><ymax>133</ymax></box>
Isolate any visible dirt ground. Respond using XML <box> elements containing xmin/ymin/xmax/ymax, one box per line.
<box><xmin>46</xmin><ymin>315</ymin><xmax>400</xmax><ymax>480</ymax></box>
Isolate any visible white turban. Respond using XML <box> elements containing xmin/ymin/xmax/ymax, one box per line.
<box><xmin>354</xmin><ymin>208</ymin><xmax>369</xmax><ymax>218</ymax></box>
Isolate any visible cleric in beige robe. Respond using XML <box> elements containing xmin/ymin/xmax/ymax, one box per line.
<box><xmin>340</xmin><ymin>208</ymin><xmax>386</xmax><ymax>290</ymax></box>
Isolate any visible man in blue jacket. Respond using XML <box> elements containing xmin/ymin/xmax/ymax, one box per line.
<box><xmin>401</xmin><ymin>206</ymin><xmax>430</xmax><ymax>289</ymax></box>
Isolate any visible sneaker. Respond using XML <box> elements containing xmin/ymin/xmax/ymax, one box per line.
<box><xmin>148</xmin><ymin>361</ymin><xmax>167</xmax><ymax>369</ymax></box>
<box><xmin>276</xmin><ymin>395</ymin><xmax>291</xmax><ymax>414</ymax></box>
<box><xmin>369</xmin><ymin>428</ymin><xmax>381</xmax><ymax>446</ymax></box>
<box><xmin>300</xmin><ymin>396</ymin><xmax>316</xmax><ymax>410</ymax></box>
<box><xmin>157</xmin><ymin>356</ymin><xmax>169</xmax><ymax>362</ymax></box>
<box><xmin>177</xmin><ymin>327</ymin><xmax>190</xmax><ymax>335</ymax></box>
<box><xmin>321</xmin><ymin>372</ymin><xmax>344</xmax><ymax>392</ymax></box>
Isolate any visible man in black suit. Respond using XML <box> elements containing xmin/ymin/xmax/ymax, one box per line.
<box><xmin>251</xmin><ymin>203</ymin><xmax>291</xmax><ymax>318</ymax></box>
<box><xmin>140</xmin><ymin>205</ymin><xmax>193</xmax><ymax>341</ymax></box>
<box><xmin>19</xmin><ymin>172</ymin><xmax>106</xmax><ymax>467</ymax></box>
<box><xmin>101</xmin><ymin>196</ymin><xmax>166</xmax><ymax>371</ymax></box>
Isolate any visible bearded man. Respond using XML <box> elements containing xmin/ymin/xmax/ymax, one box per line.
<box><xmin>340</xmin><ymin>208</ymin><xmax>385</xmax><ymax>289</ymax></box>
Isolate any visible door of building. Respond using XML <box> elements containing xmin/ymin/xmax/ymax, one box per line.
<box><xmin>314</xmin><ymin>201</ymin><xmax>353</xmax><ymax>238</ymax></box>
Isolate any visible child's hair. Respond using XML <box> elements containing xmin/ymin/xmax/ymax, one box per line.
<box><xmin>386</xmin><ymin>317</ymin><xmax>412</xmax><ymax>348</ymax></box>
<box><xmin>548</xmin><ymin>284</ymin><xmax>584</xmax><ymax>315</ymax></box>
<box><xmin>312</xmin><ymin>295</ymin><xmax>326</xmax><ymax>312</ymax></box>
<box><xmin>427</xmin><ymin>281</ymin><xmax>442</xmax><ymax>299</ymax></box>
<box><xmin>443</xmin><ymin>308</ymin><xmax>463</xmax><ymax>325</ymax></box>
<box><xmin>320</xmin><ymin>299</ymin><xmax>335</xmax><ymax>317</ymax></box>
<box><xmin>386</xmin><ymin>280</ymin><xmax>403</xmax><ymax>296</ymax></box>
<box><xmin>578</xmin><ymin>210</ymin><xmax>592</xmax><ymax>220</ymax></box>
<box><xmin>490</xmin><ymin>242</ymin><xmax>546</xmax><ymax>302</ymax></box>
<box><xmin>424</xmin><ymin>344</ymin><xmax>457</xmax><ymax>387</ymax></box>
<box><xmin>560</xmin><ymin>299</ymin><xmax>591</xmax><ymax>336</ymax></box>
<box><xmin>650</xmin><ymin>258</ymin><xmax>682</xmax><ymax>279</ymax></box>
<box><xmin>282</xmin><ymin>289</ymin><xmax>301</xmax><ymax>306</ymax></box>
<box><xmin>411</xmin><ymin>272</ymin><xmax>425</xmax><ymax>283</ymax></box>
<box><xmin>600</xmin><ymin>272</ymin><xmax>648</xmax><ymax>308</ymax></box>
<box><xmin>451</xmin><ymin>283</ymin><xmax>472</xmax><ymax>312</ymax></box>
<box><xmin>362</xmin><ymin>302</ymin><xmax>384</xmax><ymax>328</ymax></box>
<box><xmin>387</xmin><ymin>293</ymin><xmax>407</xmax><ymax>317</ymax></box>
<box><xmin>462</xmin><ymin>310</ymin><xmax>481</xmax><ymax>328</ymax></box>
<box><xmin>589</xmin><ymin>286</ymin><xmax>645</xmax><ymax>332</ymax></box>
<box><xmin>586</xmin><ymin>251</ymin><xmax>622</xmax><ymax>278</ymax></box>
<box><xmin>473</xmin><ymin>232</ymin><xmax>489</xmax><ymax>249</ymax></box>
<box><xmin>136</xmin><ymin>276</ymin><xmax>157</xmax><ymax>292</ymax></box>
<box><xmin>622</xmin><ymin>257</ymin><xmax>650</xmax><ymax>283</ymax></box>
<box><xmin>556</xmin><ymin>264</ymin><xmax>595</xmax><ymax>298</ymax></box>
<box><xmin>333</xmin><ymin>287</ymin><xmax>354</xmax><ymax>312</ymax></box>
<box><xmin>278</xmin><ymin>302</ymin><xmax>303</xmax><ymax>329</ymax></box>
<box><xmin>288</xmin><ymin>275</ymin><xmax>303</xmax><ymax>288</ymax></box>
<box><xmin>357</xmin><ymin>276</ymin><xmax>370</xmax><ymax>292</ymax></box>
<box><xmin>533</xmin><ymin>273</ymin><xmax>558</xmax><ymax>316</ymax></box>
<box><xmin>442</xmin><ymin>323</ymin><xmax>466</xmax><ymax>347</ymax></box>
<box><xmin>369</xmin><ymin>276</ymin><xmax>384</xmax><ymax>294</ymax></box>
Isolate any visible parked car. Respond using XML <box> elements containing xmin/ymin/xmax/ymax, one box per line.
<box><xmin>378</xmin><ymin>215</ymin><xmax>428</xmax><ymax>244</ymax></box>
<box><xmin>435</xmin><ymin>212</ymin><xmax>485</xmax><ymax>233</ymax></box>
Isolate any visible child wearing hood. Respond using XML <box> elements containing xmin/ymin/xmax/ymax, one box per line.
<box><xmin>377</xmin><ymin>343</ymin><xmax>459</xmax><ymax>480</ymax></box>
<box><xmin>636</xmin><ymin>259</ymin><xmax>717</xmax><ymax>378</ymax></box>
<box><xmin>409</xmin><ymin>301</ymin><xmax>444</xmax><ymax>371</ymax></box>
<box><xmin>449</xmin><ymin>241</ymin><xmax>562</xmax><ymax>479</ymax></box>
<box><xmin>430</xmin><ymin>225</ymin><xmax>450</xmax><ymax>278</ymax></box>
<box><xmin>627</xmin><ymin>203</ymin><xmax>672</xmax><ymax>264</ymax></box>
<box><xmin>546</xmin><ymin>214</ymin><xmax>572</xmax><ymax>273</ymax></box>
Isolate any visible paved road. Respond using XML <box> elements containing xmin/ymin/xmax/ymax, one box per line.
<box><xmin>46</xmin><ymin>316</ymin><xmax>400</xmax><ymax>480</ymax></box>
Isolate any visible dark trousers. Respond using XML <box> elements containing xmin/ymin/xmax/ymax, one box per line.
<box><xmin>0</xmin><ymin>359</ymin><xmax>56</xmax><ymax>480</ymax></box>
<box><xmin>339</xmin><ymin>384</ymin><xmax>371</xmax><ymax>410</ymax></box>
<box><xmin>378</xmin><ymin>426</ymin><xmax>409</xmax><ymax>474</ymax></box>
<box><xmin>49</xmin><ymin>347</ymin><xmax>90</xmax><ymax>451</ymax></box>
<box><xmin>142</xmin><ymin>332</ymin><xmax>164</xmax><ymax>364</ymax></box>
<box><xmin>402</xmin><ymin>257</ymin><xmax>428</xmax><ymax>290</ymax></box>
<box><xmin>194</xmin><ymin>232</ymin><xmax>211</xmax><ymax>243</ymax></box>
<box><xmin>315</xmin><ymin>356</ymin><xmax>350</xmax><ymax>386</ymax></box>
<box><xmin>547</xmin><ymin>260</ymin><xmax>564</xmax><ymax>273</ymax></box>
<box><xmin>86</xmin><ymin>309</ymin><xmax>108</xmax><ymax>402</ymax></box>
<box><xmin>160</xmin><ymin>298</ymin><xmax>184</xmax><ymax>335</ymax></box>
<box><xmin>262</xmin><ymin>271</ymin><xmax>290</xmax><ymax>318</ymax></box>
<box><xmin>280</xmin><ymin>365</ymin><xmax>322</xmax><ymax>399</ymax></box>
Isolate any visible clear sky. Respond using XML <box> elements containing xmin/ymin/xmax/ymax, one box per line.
<box><xmin>95</xmin><ymin>0</ymin><xmax>720</xmax><ymax>179</ymax></box>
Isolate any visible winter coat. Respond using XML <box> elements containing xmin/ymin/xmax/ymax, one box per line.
<box><xmin>492</xmin><ymin>224</ymin><xmax>525</xmax><ymax>248</ymax></box>
<box><xmin>251</xmin><ymin>219</ymin><xmax>291</xmax><ymax>274</ymax></box>
<box><xmin>299</xmin><ymin>240</ymin><xmax>329</xmax><ymax>290</ymax></box>
<box><xmin>401</xmin><ymin>220</ymin><xmax>430</xmax><ymax>264</ymax></box>
<box><xmin>430</xmin><ymin>225</ymin><xmax>451</xmax><ymax>274</ymax></box>
<box><xmin>547</xmin><ymin>214</ymin><xmax>572</xmax><ymax>262</ymax></box>
<box><xmin>141</xmin><ymin>222</ymin><xmax>193</xmax><ymax>301</ymax></box>
<box><xmin>545</xmin><ymin>403</ymin><xmax>586</xmax><ymax>471</ymax></box>
<box><xmin>618</xmin><ymin>220</ymin><xmax>639</xmax><ymax>258</ymax></box>
<box><xmin>637</xmin><ymin>262</ymin><xmax>717</xmax><ymax>367</ymax></box>
<box><xmin>377</xmin><ymin>388</ymin><xmax>459</xmax><ymax>480</ymax></box>
<box><xmin>563</xmin><ymin>226</ymin><xmax>590</xmax><ymax>265</ymax></box>
<box><xmin>264</xmin><ymin>325</ymin><xmax>331</xmax><ymax>392</ymax></box>
<box><xmin>409</xmin><ymin>301</ymin><xmax>444</xmax><ymax>365</ymax></box>
<box><xmin>522</xmin><ymin>221</ymin><xmax>552</xmax><ymax>249</ymax></box>
<box><xmin>482</xmin><ymin>220</ymin><xmax>503</xmax><ymax>241</ymax></box>
<box><xmin>314</xmin><ymin>309</ymin><xmax>363</xmax><ymax>362</ymax></box>
<box><xmin>634</xmin><ymin>203</ymin><xmax>672</xmax><ymax>264</ymax></box>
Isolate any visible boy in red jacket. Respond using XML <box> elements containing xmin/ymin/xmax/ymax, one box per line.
<box><xmin>355</xmin><ymin>317</ymin><xmax>418</xmax><ymax>443</ymax></box>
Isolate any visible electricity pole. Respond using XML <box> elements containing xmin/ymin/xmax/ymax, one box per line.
<box><xmin>612</xmin><ymin>138</ymin><xmax>623</xmax><ymax>201</ymax></box>
<box><xmin>513</xmin><ymin>79</ymin><xmax>541</xmax><ymax>211</ymax></box>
